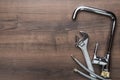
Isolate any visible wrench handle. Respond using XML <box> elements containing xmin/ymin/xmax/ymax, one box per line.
<box><xmin>81</xmin><ymin>46</ymin><xmax>94</xmax><ymax>76</ymax></box>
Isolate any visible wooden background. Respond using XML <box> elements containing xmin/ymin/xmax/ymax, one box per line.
<box><xmin>0</xmin><ymin>0</ymin><xmax>120</xmax><ymax>80</ymax></box>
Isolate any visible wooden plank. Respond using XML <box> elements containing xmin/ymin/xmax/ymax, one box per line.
<box><xmin>0</xmin><ymin>0</ymin><xmax>120</xmax><ymax>80</ymax></box>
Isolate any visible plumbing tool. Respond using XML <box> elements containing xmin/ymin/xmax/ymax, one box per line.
<box><xmin>75</xmin><ymin>31</ymin><xmax>95</xmax><ymax>78</ymax></box>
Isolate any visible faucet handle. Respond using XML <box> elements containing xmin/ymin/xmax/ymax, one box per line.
<box><xmin>93</xmin><ymin>42</ymin><xmax>99</xmax><ymax>59</ymax></box>
<box><xmin>92</xmin><ymin>42</ymin><xmax>100</xmax><ymax>65</ymax></box>
<box><xmin>92</xmin><ymin>42</ymin><xmax>107</xmax><ymax>66</ymax></box>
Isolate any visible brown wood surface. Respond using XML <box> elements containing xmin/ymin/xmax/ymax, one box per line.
<box><xmin>0</xmin><ymin>0</ymin><xmax>120</xmax><ymax>80</ymax></box>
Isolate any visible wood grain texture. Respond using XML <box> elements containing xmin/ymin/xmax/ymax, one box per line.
<box><xmin>0</xmin><ymin>0</ymin><xmax>120</xmax><ymax>80</ymax></box>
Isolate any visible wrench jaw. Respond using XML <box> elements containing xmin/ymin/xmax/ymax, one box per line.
<box><xmin>75</xmin><ymin>31</ymin><xmax>89</xmax><ymax>48</ymax></box>
<box><xmin>79</xmin><ymin>31</ymin><xmax>88</xmax><ymax>41</ymax></box>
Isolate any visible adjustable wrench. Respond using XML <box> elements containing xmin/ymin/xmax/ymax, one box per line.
<box><xmin>75</xmin><ymin>31</ymin><xmax>95</xmax><ymax>78</ymax></box>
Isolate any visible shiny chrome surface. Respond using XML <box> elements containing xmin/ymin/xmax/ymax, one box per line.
<box><xmin>72</xmin><ymin>6</ymin><xmax>117</xmax><ymax>79</ymax></box>
<box><xmin>75</xmin><ymin>31</ymin><xmax>95</xmax><ymax>78</ymax></box>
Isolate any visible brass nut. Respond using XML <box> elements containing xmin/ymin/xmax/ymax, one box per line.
<box><xmin>101</xmin><ymin>71</ymin><xmax>110</xmax><ymax>78</ymax></box>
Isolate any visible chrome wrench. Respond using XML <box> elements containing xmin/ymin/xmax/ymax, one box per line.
<box><xmin>75</xmin><ymin>31</ymin><xmax>95</xmax><ymax>78</ymax></box>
